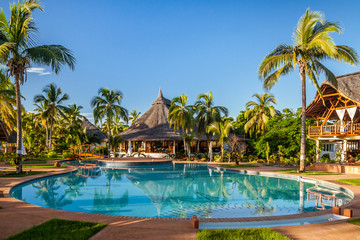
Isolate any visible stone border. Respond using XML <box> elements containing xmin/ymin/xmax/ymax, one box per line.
<box><xmin>2</xmin><ymin>162</ymin><xmax>359</xmax><ymax>224</ymax></box>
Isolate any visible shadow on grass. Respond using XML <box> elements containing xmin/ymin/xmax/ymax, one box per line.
<box><xmin>5</xmin><ymin>218</ymin><xmax>106</xmax><ymax>240</ymax></box>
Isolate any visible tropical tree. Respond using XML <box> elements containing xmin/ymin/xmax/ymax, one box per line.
<box><xmin>258</xmin><ymin>9</ymin><xmax>358</xmax><ymax>171</ymax></box>
<box><xmin>34</xmin><ymin>84</ymin><xmax>69</xmax><ymax>149</ymax></box>
<box><xmin>33</xmin><ymin>100</ymin><xmax>50</xmax><ymax>149</ymax></box>
<box><xmin>195</xmin><ymin>92</ymin><xmax>228</xmax><ymax>159</ymax></box>
<box><xmin>0</xmin><ymin>71</ymin><xmax>16</xmax><ymax>130</ymax></box>
<box><xmin>0</xmin><ymin>0</ymin><xmax>75</xmax><ymax>173</ymax></box>
<box><xmin>244</xmin><ymin>93</ymin><xmax>277</xmax><ymax>136</ymax></box>
<box><xmin>207</xmin><ymin>117</ymin><xmax>233</xmax><ymax>162</ymax></box>
<box><xmin>129</xmin><ymin>109</ymin><xmax>141</xmax><ymax>125</ymax></box>
<box><xmin>168</xmin><ymin>94</ymin><xmax>193</xmax><ymax>157</ymax></box>
<box><xmin>91</xmin><ymin>88</ymin><xmax>128</xmax><ymax>156</ymax></box>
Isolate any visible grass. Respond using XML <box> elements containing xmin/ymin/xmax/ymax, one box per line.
<box><xmin>21</xmin><ymin>165</ymin><xmax>66</xmax><ymax>169</ymax></box>
<box><xmin>0</xmin><ymin>206</ymin><xmax>2</xmax><ymax>209</ymax></box>
<box><xmin>5</xmin><ymin>218</ymin><xmax>106</xmax><ymax>240</ymax></box>
<box><xmin>348</xmin><ymin>217</ymin><xmax>360</xmax><ymax>226</ymax></box>
<box><xmin>6</xmin><ymin>160</ymin><xmax>47</xmax><ymax>165</ymax></box>
<box><xmin>336</xmin><ymin>179</ymin><xmax>360</xmax><ymax>186</ymax></box>
<box><xmin>274</xmin><ymin>169</ymin><xmax>341</xmax><ymax>175</ymax></box>
<box><xmin>218</xmin><ymin>164</ymin><xmax>259</xmax><ymax>168</ymax></box>
<box><xmin>0</xmin><ymin>171</ymin><xmax>51</xmax><ymax>178</ymax></box>
<box><xmin>197</xmin><ymin>228</ymin><xmax>290</xmax><ymax>240</ymax></box>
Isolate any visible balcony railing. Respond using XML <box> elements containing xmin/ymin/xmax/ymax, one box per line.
<box><xmin>308</xmin><ymin>123</ymin><xmax>360</xmax><ymax>136</ymax></box>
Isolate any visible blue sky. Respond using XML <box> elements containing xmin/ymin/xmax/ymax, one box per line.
<box><xmin>3</xmin><ymin>0</ymin><xmax>360</xmax><ymax>121</ymax></box>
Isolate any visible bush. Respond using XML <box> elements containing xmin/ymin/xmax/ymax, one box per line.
<box><xmin>61</xmin><ymin>151</ymin><xmax>71</xmax><ymax>159</ymax></box>
<box><xmin>320</xmin><ymin>153</ymin><xmax>335</xmax><ymax>163</ymax></box>
<box><xmin>47</xmin><ymin>152</ymin><xmax>58</xmax><ymax>158</ymax></box>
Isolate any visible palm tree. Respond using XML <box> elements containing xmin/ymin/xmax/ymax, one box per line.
<box><xmin>244</xmin><ymin>93</ymin><xmax>277</xmax><ymax>136</ymax></box>
<box><xmin>34</xmin><ymin>83</ymin><xmax>69</xmax><ymax>149</ymax></box>
<box><xmin>0</xmin><ymin>71</ymin><xmax>16</xmax><ymax>130</ymax></box>
<box><xmin>91</xmin><ymin>88</ymin><xmax>128</xmax><ymax>156</ymax></box>
<box><xmin>34</xmin><ymin>100</ymin><xmax>50</xmax><ymax>149</ymax></box>
<box><xmin>168</xmin><ymin>94</ymin><xmax>193</xmax><ymax>157</ymax></box>
<box><xmin>195</xmin><ymin>92</ymin><xmax>228</xmax><ymax>160</ymax></box>
<box><xmin>129</xmin><ymin>109</ymin><xmax>141</xmax><ymax>125</ymax></box>
<box><xmin>0</xmin><ymin>0</ymin><xmax>75</xmax><ymax>173</ymax></box>
<box><xmin>207</xmin><ymin>117</ymin><xmax>233</xmax><ymax>162</ymax></box>
<box><xmin>258</xmin><ymin>9</ymin><xmax>358</xmax><ymax>172</ymax></box>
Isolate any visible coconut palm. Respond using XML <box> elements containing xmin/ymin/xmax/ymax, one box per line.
<box><xmin>244</xmin><ymin>93</ymin><xmax>277</xmax><ymax>136</ymax></box>
<box><xmin>258</xmin><ymin>9</ymin><xmax>358</xmax><ymax>171</ymax></box>
<box><xmin>168</xmin><ymin>94</ymin><xmax>194</xmax><ymax>157</ymax></box>
<box><xmin>0</xmin><ymin>71</ymin><xmax>16</xmax><ymax>130</ymax></box>
<box><xmin>33</xmin><ymin>100</ymin><xmax>50</xmax><ymax>149</ymax></box>
<box><xmin>0</xmin><ymin>0</ymin><xmax>75</xmax><ymax>172</ymax></box>
<box><xmin>91</xmin><ymin>88</ymin><xmax>128</xmax><ymax>156</ymax></box>
<box><xmin>195</xmin><ymin>92</ymin><xmax>228</xmax><ymax>159</ymax></box>
<box><xmin>207</xmin><ymin>117</ymin><xmax>233</xmax><ymax>162</ymax></box>
<box><xmin>129</xmin><ymin>109</ymin><xmax>141</xmax><ymax>125</ymax></box>
<box><xmin>34</xmin><ymin>83</ymin><xmax>69</xmax><ymax>149</ymax></box>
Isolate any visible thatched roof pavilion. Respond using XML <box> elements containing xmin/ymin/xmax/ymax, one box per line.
<box><xmin>119</xmin><ymin>89</ymin><xmax>182</xmax><ymax>141</ymax></box>
<box><xmin>82</xmin><ymin>118</ymin><xmax>107</xmax><ymax>142</ymax></box>
<box><xmin>306</xmin><ymin>72</ymin><xmax>360</xmax><ymax>162</ymax></box>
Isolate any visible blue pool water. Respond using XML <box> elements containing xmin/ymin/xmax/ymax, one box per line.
<box><xmin>10</xmin><ymin>163</ymin><xmax>352</xmax><ymax>218</ymax></box>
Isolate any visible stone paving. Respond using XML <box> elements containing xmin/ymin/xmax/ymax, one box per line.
<box><xmin>1</xmin><ymin>161</ymin><xmax>360</xmax><ymax>239</ymax></box>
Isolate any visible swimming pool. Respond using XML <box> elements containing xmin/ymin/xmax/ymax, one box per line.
<box><xmin>10</xmin><ymin>163</ymin><xmax>352</xmax><ymax>219</ymax></box>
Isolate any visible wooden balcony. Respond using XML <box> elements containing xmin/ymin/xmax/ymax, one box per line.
<box><xmin>308</xmin><ymin>123</ymin><xmax>360</xmax><ymax>137</ymax></box>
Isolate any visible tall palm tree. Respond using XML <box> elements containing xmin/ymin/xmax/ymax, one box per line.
<box><xmin>129</xmin><ymin>109</ymin><xmax>141</xmax><ymax>125</ymax></box>
<box><xmin>91</xmin><ymin>88</ymin><xmax>128</xmax><ymax>156</ymax></box>
<box><xmin>258</xmin><ymin>9</ymin><xmax>358</xmax><ymax>171</ymax></box>
<box><xmin>168</xmin><ymin>94</ymin><xmax>193</xmax><ymax>157</ymax></box>
<box><xmin>244</xmin><ymin>93</ymin><xmax>277</xmax><ymax>136</ymax></box>
<box><xmin>34</xmin><ymin>83</ymin><xmax>69</xmax><ymax>149</ymax></box>
<box><xmin>207</xmin><ymin>117</ymin><xmax>233</xmax><ymax>162</ymax></box>
<box><xmin>195</xmin><ymin>92</ymin><xmax>228</xmax><ymax>159</ymax></box>
<box><xmin>34</xmin><ymin>100</ymin><xmax>50</xmax><ymax>149</ymax></box>
<box><xmin>0</xmin><ymin>0</ymin><xmax>75</xmax><ymax>173</ymax></box>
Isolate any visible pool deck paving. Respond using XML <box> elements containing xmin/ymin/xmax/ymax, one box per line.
<box><xmin>1</xmin><ymin>160</ymin><xmax>360</xmax><ymax>239</ymax></box>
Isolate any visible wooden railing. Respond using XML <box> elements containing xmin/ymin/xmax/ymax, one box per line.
<box><xmin>308</xmin><ymin>123</ymin><xmax>360</xmax><ymax>136</ymax></box>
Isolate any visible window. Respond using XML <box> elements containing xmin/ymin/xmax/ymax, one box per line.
<box><xmin>348</xmin><ymin>141</ymin><xmax>359</xmax><ymax>151</ymax></box>
<box><xmin>322</xmin><ymin>144</ymin><xmax>334</xmax><ymax>152</ymax></box>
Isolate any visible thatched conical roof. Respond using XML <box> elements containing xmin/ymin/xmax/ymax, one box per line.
<box><xmin>82</xmin><ymin>118</ymin><xmax>108</xmax><ymax>142</ymax></box>
<box><xmin>307</xmin><ymin>72</ymin><xmax>360</xmax><ymax>119</ymax></box>
<box><xmin>118</xmin><ymin>89</ymin><xmax>183</xmax><ymax>141</ymax></box>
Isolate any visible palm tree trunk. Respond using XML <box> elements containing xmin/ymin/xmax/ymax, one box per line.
<box><xmin>45</xmin><ymin>124</ymin><xmax>48</xmax><ymax>150</ymax></box>
<box><xmin>299</xmin><ymin>67</ymin><xmax>306</xmax><ymax>172</ymax></box>
<box><xmin>108</xmin><ymin>120</ymin><xmax>111</xmax><ymax>158</ymax></box>
<box><xmin>49</xmin><ymin>119</ymin><xmax>53</xmax><ymax>149</ymax></box>
<box><xmin>221</xmin><ymin>144</ymin><xmax>224</xmax><ymax>162</ymax></box>
<box><xmin>14</xmin><ymin>75</ymin><xmax>22</xmax><ymax>174</ymax></box>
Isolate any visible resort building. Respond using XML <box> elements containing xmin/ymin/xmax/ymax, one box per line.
<box><xmin>82</xmin><ymin>118</ymin><xmax>108</xmax><ymax>144</ymax></box>
<box><xmin>117</xmin><ymin>89</ymin><xmax>246</xmax><ymax>158</ymax></box>
<box><xmin>306</xmin><ymin>72</ymin><xmax>360</xmax><ymax>161</ymax></box>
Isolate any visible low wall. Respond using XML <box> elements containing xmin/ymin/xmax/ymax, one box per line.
<box><xmin>307</xmin><ymin>163</ymin><xmax>360</xmax><ymax>174</ymax></box>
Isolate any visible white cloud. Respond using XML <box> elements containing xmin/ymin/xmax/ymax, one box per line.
<box><xmin>27</xmin><ymin>67</ymin><xmax>51</xmax><ymax>76</ymax></box>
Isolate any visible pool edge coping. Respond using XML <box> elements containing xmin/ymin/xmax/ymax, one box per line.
<box><xmin>2</xmin><ymin>162</ymin><xmax>359</xmax><ymax>224</ymax></box>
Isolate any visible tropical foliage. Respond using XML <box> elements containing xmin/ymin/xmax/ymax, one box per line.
<box><xmin>0</xmin><ymin>0</ymin><xmax>75</xmax><ymax>172</ymax></box>
<box><xmin>258</xmin><ymin>9</ymin><xmax>358</xmax><ymax>171</ymax></box>
<box><xmin>244</xmin><ymin>93</ymin><xmax>277</xmax><ymax>136</ymax></box>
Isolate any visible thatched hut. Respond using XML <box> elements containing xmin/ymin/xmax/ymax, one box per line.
<box><xmin>118</xmin><ymin>89</ymin><xmax>212</xmax><ymax>157</ymax></box>
<box><xmin>306</xmin><ymin>72</ymin><xmax>360</xmax><ymax>161</ymax></box>
<box><xmin>82</xmin><ymin>118</ymin><xmax>107</xmax><ymax>143</ymax></box>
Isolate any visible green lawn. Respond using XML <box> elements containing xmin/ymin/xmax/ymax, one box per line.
<box><xmin>218</xmin><ymin>164</ymin><xmax>259</xmax><ymax>168</ymax></box>
<box><xmin>6</xmin><ymin>160</ymin><xmax>48</xmax><ymax>165</ymax></box>
<box><xmin>0</xmin><ymin>171</ymin><xmax>51</xmax><ymax>177</ymax></box>
<box><xmin>21</xmin><ymin>165</ymin><xmax>66</xmax><ymax>169</ymax></box>
<box><xmin>348</xmin><ymin>218</ymin><xmax>360</xmax><ymax>226</ymax></box>
<box><xmin>197</xmin><ymin>228</ymin><xmax>290</xmax><ymax>240</ymax></box>
<box><xmin>336</xmin><ymin>179</ymin><xmax>360</xmax><ymax>186</ymax></box>
<box><xmin>274</xmin><ymin>169</ymin><xmax>341</xmax><ymax>175</ymax></box>
<box><xmin>5</xmin><ymin>218</ymin><xmax>106</xmax><ymax>240</ymax></box>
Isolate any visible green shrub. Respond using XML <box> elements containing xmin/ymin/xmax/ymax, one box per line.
<box><xmin>61</xmin><ymin>151</ymin><xmax>71</xmax><ymax>159</ymax></box>
<box><xmin>47</xmin><ymin>152</ymin><xmax>58</xmax><ymax>158</ymax></box>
